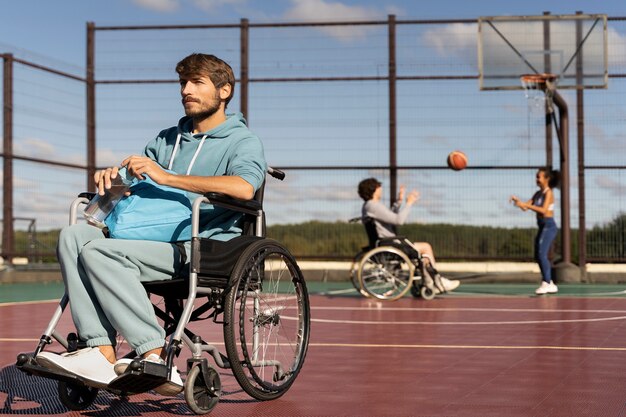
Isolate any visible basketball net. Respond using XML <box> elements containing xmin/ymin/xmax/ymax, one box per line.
<box><xmin>520</xmin><ymin>73</ymin><xmax>557</xmax><ymax>112</ymax></box>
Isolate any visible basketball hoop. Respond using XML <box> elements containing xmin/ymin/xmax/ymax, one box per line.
<box><xmin>520</xmin><ymin>73</ymin><xmax>557</xmax><ymax>110</ymax></box>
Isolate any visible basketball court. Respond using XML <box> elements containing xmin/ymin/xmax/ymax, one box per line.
<box><xmin>2</xmin><ymin>282</ymin><xmax>626</xmax><ymax>417</ymax></box>
<box><xmin>0</xmin><ymin>10</ymin><xmax>623</xmax><ymax>417</ymax></box>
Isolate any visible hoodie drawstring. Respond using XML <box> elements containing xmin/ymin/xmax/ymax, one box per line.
<box><xmin>168</xmin><ymin>133</ymin><xmax>208</xmax><ymax>175</ymax></box>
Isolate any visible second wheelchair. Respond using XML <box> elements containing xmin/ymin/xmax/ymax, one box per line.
<box><xmin>349</xmin><ymin>217</ymin><xmax>449</xmax><ymax>301</ymax></box>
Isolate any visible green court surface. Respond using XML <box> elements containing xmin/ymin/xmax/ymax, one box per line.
<box><xmin>3</xmin><ymin>281</ymin><xmax>625</xmax><ymax>304</ymax></box>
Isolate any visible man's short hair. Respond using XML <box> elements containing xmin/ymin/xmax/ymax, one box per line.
<box><xmin>176</xmin><ymin>53</ymin><xmax>236</xmax><ymax>107</ymax></box>
<box><xmin>358</xmin><ymin>178</ymin><xmax>382</xmax><ymax>201</ymax></box>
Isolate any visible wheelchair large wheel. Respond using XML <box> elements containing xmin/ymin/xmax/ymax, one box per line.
<box><xmin>223</xmin><ymin>239</ymin><xmax>310</xmax><ymax>401</ymax></box>
<box><xmin>357</xmin><ymin>246</ymin><xmax>414</xmax><ymax>301</ymax></box>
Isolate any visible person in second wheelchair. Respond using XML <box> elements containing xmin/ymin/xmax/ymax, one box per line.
<box><xmin>358</xmin><ymin>178</ymin><xmax>460</xmax><ymax>293</ymax></box>
<box><xmin>35</xmin><ymin>53</ymin><xmax>267</xmax><ymax>394</ymax></box>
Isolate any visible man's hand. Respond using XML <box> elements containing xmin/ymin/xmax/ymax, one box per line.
<box><xmin>122</xmin><ymin>155</ymin><xmax>170</xmax><ymax>184</ymax></box>
<box><xmin>94</xmin><ymin>166</ymin><xmax>121</xmax><ymax>196</ymax></box>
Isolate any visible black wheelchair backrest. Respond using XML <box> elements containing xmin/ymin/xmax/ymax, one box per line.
<box><xmin>362</xmin><ymin>216</ymin><xmax>379</xmax><ymax>249</ymax></box>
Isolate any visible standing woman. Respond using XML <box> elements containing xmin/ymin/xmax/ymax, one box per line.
<box><xmin>511</xmin><ymin>168</ymin><xmax>560</xmax><ymax>295</ymax></box>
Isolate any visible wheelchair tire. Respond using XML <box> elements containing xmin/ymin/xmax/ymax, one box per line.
<box><xmin>223</xmin><ymin>239</ymin><xmax>310</xmax><ymax>401</ymax></box>
<box><xmin>57</xmin><ymin>381</ymin><xmax>98</xmax><ymax>411</ymax></box>
<box><xmin>420</xmin><ymin>285</ymin><xmax>436</xmax><ymax>301</ymax></box>
<box><xmin>357</xmin><ymin>246</ymin><xmax>414</xmax><ymax>301</ymax></box>
<box><xmin>184</xmin><ymin>364</ymin><xmax>220</xmax><ymax>415</ymax></box>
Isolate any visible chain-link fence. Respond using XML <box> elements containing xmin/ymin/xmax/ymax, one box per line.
<box><xmin>2</xmin><ymin>14</ymin><xmax>625</xmax><ymax>263</ymax></box>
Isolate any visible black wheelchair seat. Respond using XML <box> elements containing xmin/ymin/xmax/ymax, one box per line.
<box><xmin>143</xmin><ymin>235</ymin><xmax>263</xmax><ymax>298</ymax></box>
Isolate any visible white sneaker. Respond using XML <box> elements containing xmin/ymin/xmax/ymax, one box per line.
<box><xmin>442</xmin><ymin>277</ymin><xmax>460</xmax><ymax>292</ymax></box>
<box><xmin>114</xmin><ymin>353</ymin><xmax>183</xmax><ymax>396</ymax></box>
<box><xmin>535</xmin><ymin>281</ymin><xmax>558</xmax><ymax>295</ymax></box>
<box><xmin>36</xmin><ymin>347</ymin><xmax>117</xmax><ymax>388</ymax></box>
<box><xmin>434</xmin><ymin>276</ymin><xmax>460</xmax><ymax>294</ymax></box>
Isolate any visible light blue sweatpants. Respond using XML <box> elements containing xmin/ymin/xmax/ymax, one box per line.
<box><xmin>57</xmin><ymin>223</ymin><xmax>184</xmax><ymax>356</ymax></box>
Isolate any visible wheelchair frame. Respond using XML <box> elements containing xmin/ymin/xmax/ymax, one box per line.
<box><xmin>16</xmin><ymin>168</ymin><xmax>311</xmax><ymax>415</ymax></box>
<box><xmin>349</xmin><ymin>216</ymin><xmax>441</xmax><ymax>301</ymax></box>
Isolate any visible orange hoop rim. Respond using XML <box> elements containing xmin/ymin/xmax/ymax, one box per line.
<box><xmin>520</xmin><ymin>73</ymin><xmax>557</xmax><ymax>89</ymax></box>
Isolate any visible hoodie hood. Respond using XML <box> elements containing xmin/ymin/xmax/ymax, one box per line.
<box><xmin>176</xmin><ymin>113</ymin><xmax>249</xmax><ymax>140</ymax></box>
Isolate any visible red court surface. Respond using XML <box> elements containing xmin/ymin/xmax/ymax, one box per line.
<box><xmin>2</xmin><ymin>292</ymin><xmax>626</xmax><ymax>416</ymax></box>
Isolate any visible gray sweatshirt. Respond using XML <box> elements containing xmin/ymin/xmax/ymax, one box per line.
<box><xmin>362</xmin><ymin>200</ymin><xmax>412</xmax><ymax>238</ymax></box>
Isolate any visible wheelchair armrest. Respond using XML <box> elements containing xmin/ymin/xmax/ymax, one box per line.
<box><xmin>77</xmin><ymin>192</ymin><xmax>96</xmax><ymax>201</ymax></box>
<box><xmin>203</xmin><ymin>192</ymin><xmax>261</xmax><ymax>215</ymax></box>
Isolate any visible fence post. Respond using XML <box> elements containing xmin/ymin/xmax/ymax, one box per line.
<box><xmin>240</xmin><ymin>18</ymin><xmax>249</xmax><ymax>121</ymax></box>
<box><xmin>86</xmin><ymin>22</ymin><xmax>96</xmax><ymax>191</ymax></box>
<box><xmin>576</xmin><ymin>11</ymin><xmax>587</xmax><ymax>276</ymax></box>
<box><xmin>543</xmin><ymin>11</ymin><xmax>553</xmax><ymax>167</ymax></box>
<box><xmin>2</xmin><ymin>53</ymin><xmax>14</xmax><ymax>262</ymax></box>
<box><xmin>388</xmin><ymin>14</ymin><xmax>397</xmax><ymax>203</ymax></box>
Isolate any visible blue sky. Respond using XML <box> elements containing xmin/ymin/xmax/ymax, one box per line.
<box><xmin>1</xmin><ymin>0</ymin><xmax>624</xmax><ymax>70</ymax></box>
<box><xmin>1</xmin><ymin>0</ymin><xmax>625</xmax><ymax>231</ymax></box>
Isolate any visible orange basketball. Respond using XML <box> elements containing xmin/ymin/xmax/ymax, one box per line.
<box><xmin>447</xmin><ymin>151</ymin><xmax>468</xmax><ymax>171</ymax></box>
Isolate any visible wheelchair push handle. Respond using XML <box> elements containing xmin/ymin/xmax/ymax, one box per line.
<box><xmin>267</xmin><ymin>167</ymin><xmax>285</xmax><ymax>181</ymax></box>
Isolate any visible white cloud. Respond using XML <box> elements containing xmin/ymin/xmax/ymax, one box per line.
<box><xmin>14</xmin><ymin>138</ymin><xmax>56</xmax><ymax>159</ymax></box>
<box><xmin>421</xmin><ymin>23</ymin><xmax>476</xmax><ymax>58</ymax></box>
<box><xmin>608</xmin><ymin>27</ymin><xmax>626</xmax><ymax>67</ymax></box>
<box><xmin>283</xmin><ymin>0</ymin><xmax>387</xmax><ymax>42</ymax></box>
<box><xmin>96</xmin><ymin>149</ymin><xmax>129</xmax><ymax>168</ymax></box>
<box><xmin>132</xmin><ymin>0</ymin><xmax>180</xmax><ymax>13</ymax></box>
<box><xmin>595</xmin><ymin>175</ymin><xmax>626</xmax><ymax>196</ymax></box>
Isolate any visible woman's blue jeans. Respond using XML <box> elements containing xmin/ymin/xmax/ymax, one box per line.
<box><xmin>535</xmin><ymin>217</ymin><xmax>558</xmax><ymax>283</ymax></box>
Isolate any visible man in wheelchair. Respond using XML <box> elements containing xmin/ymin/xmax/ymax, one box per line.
<box><xmin>358</xmin><ymin>178</ymin><xmax>460</xmax><ymax>294</ymax></box>
<box><xmin>35</xmin><ymin>53</ymin><xmax>267</xmax><ymax>394</ymax></box>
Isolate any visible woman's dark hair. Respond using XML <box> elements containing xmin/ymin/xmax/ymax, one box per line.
<box><xmin>358</xmin><ymin>178</ymin><xmax>382</xmax><ymax>201</ymax></box>
<box><xmin>538</xmin><ymin>167</ymin><xmax>561</xmax><ymax>188</ymax></box>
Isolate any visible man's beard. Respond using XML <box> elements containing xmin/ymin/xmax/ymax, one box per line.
<box><xmin>186</xmin><ymin>103</ymin><xmax>220</xmax><ymax>120</ymax></box>
<box><xmin>184</xmin><ymin>92</ymin><xmax>222</xmax><ymax>119</ymax></box>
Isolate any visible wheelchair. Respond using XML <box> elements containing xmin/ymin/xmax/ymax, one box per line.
<box><xmin>349</xmin><ymin>216</ymin><xmax>446</xmax><ymax>301</ymax></box>
<box><xmin>16</xmin><ymin>167</ymin><xmax>310</xmax><ymax>415</ymax></box>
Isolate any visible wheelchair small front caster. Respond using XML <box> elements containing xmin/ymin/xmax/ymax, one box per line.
<box><xmin>58</xmin><ymin>381</ymin><xmax>98</xmax><ymax>411</ymax></box>
<box><xmin>184</xmin><ymin>363</ymin><xmax>221</xmax><ymax>415</ymax></box>
<box><xmin>420</xmin><ymin>285</ymin><xmax>436</xmax><ymax>300</ymax></box>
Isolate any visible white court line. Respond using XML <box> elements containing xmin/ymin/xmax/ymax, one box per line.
<box><xmin>308</xmin><ymin>342</ymin><xmax>626</xmax><ymax>352</ymax></box>
<box><xmin>310</xmin><ymin>315</ymin><xmax>626</xmax><ymax>325</ymax></box>
<box><xmin>311</xmin><ymin>306</ymin><xmax>626</xmax><ymax>313</ymax></box>
<box><xmin>0</xmin><ymin>338</ymin><xmax>40</xmax><ymax>342</ymax></box>
<box><xmin>0</xmin><ymin>299</ymin><xmax>59</xmax><ymax>307</ymax></box>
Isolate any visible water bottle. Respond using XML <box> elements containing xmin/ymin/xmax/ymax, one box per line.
<box><xmin>83</xmin><ymin>167</ymin><xmax>134</xmax><ymax>227</ymax></box>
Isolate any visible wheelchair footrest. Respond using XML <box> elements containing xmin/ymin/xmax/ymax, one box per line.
<box><xmin>17</xmin><ymin>354</ymin><xmax>88</xmax><ymax>386</ymax></box>
<box><xmin>108</xmin><ymin>360</ymin><xmax>167</xmax><ymax>394</ymax></box>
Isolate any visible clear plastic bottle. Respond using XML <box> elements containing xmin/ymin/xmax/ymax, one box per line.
<box><xmin>83</xmin><ymin>167</ymin><xmax>133</xmax><ymax>227</ymax></box>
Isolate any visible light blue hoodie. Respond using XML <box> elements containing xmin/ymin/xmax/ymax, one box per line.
<box><xmin>142</xmin><ymin>112</ymin><xmax>267</xmax><ymax>240</ymax></box>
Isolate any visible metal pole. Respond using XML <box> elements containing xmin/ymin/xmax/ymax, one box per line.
<box><xmin>240</xmin><ymin>18</ymin><xmax>249</xmax><ymax>120</ymax></box>
<box><xmin>388</xmin><ymin>14</ymin><xmax>397</xmax><ymax>203</ymax></box>
<box><xmin>543</xmin><ymin>11</ymin><xmax>553</xmax><ymax>166</ymax></box>
<box><xmin>2</xmin><ymin>54</ymin><xmax>14</xmax><ymax>262</ymax></box>
<box><xmin>86</xmin><ymin>22</ymin><xmax>96</xmax><ymax>191</ymax></box>
<box><xmin>551</xmin><ymin>91</ymin><xmax>571</xmax><ymax>264</ymax></box>
<box><xmin>575</xmin><ymin>11</ymin><xmax>587</xmax><ymax>275</ymax></box>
